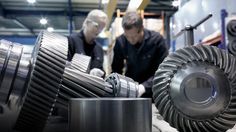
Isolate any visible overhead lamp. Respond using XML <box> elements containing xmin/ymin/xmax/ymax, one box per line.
<box><xmin>47</xmin><ymin>27</ymin><xmax>54</xmax><ymax>32</ymax></box>
<box><xmin>40</xmin><ymin>18</ymin><xmax>47</xmax><ymax>25</ymax></box>
<box><xmin>172</xmin><ymin>0</ymin><xmax>180</xmax><ymax>7</ymax></box>
<box><xmin>27</xmin><ymin>0</ymin><xmax>36</xmax><ymax>4</ymax></box>
<box><xmin>102</xmin><ymin>0</ymin><xmax>109</xmax><ymax>4</ymax></box>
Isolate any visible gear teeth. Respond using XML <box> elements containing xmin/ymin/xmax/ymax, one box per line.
<box><xmin>227</xmin><ymin>19</ymin><xmax>236</xmax><ymax>56</ymax></box>
<box><xmin>15</xmin><ymin>31</ymin><xmax>68</xmax><ymax>132</ymax></box>
<box><xmin>153</xmin><ymin>45</ymin><xmax>236</xmax><ymax>132</ymax></box>
<box><xmin>70</xmin><ymin>54</ymin><xmax>91</xmax><ymax>73</ymax></box>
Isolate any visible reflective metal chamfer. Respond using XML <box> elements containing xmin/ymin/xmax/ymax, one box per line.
<box><xmin>69</xmin><ymin>98</ymin><xmax>152</xmax><ymax>132</ymax></box>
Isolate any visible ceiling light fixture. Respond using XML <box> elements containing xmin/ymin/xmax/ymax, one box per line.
<box><xmin>27</xmin><ymin>0</ymin><xmax>36</xmax><ymax>4</ymax></box>
<box><xmin>47</xmin><ymin>27</ymin><xmax>54</xmax><ymax>32</ymax></box>
<box><xmin>172</xmin><ymin>0</ymin><xmax>180</xmax><ymax>7</ymax></box>
<box><xmin>102</xmin><ymin>0</ymin><xmax>109</xmax><ymax>4</ymax></box>
<box><xmin>40</xmin><ymin>18</ymin><xmax>47</xmax><ymax>25</ymax></box>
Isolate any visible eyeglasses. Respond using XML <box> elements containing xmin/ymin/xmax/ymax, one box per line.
<box><xmin>87</xmin><ymin>19</ymin><xmax>105</xmax><ymax>33</ymax></box>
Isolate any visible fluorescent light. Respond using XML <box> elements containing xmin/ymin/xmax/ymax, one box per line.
<box><xmin>47</xmin><ymin>27</ymin><xmax>54</xmax><ymax>32</ymax></box>
<box><xmin>27</xmin><ymin>0</ymin><xmax>36</xmax><ymax>4</ymax></box>
<box><xmin>102</xmin><ymin>0</ymin><xmax>109</xmax><ymax>4</ymax></box>
<box><xmin>40</xmin><ymin>18</ymin><xmax>47</xmax><ymax>25</ymax></box>
<box><xmin>172</xmin><ymin>0</ymin><xmax>180</xmax><ymax>7</ymax></box>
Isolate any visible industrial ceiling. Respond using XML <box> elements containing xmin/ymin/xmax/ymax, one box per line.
<box><xmin>0</xmin><ymin>0</ymin><xmax>177</xmax><ymax>36</ymax></box>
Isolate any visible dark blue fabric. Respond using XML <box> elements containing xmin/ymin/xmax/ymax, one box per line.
<box><xmin>67</xmin><ymin>31</ymin><xmax>104</xmax><ymax>70</ymax></box>
<box><xmin>112</xmin><ymin>29</ymin><xmax>169</xmax><ymax>97</ymax></box>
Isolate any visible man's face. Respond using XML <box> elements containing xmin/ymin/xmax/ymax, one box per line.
<box><xmin>85</xmin><ymin>20</ymin><xmax>106</xmax><ymax>44</ymax></box>
<box><xmin>124</xmin><ymin>27</ymin><xmax>143</xmax><ymax>45</ymax></box>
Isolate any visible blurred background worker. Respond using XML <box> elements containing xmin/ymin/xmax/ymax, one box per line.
<box><xmin>112</xmin><ymin>11</ymin><xmax>169</xmax><ymax>97</ymax></box>
<box><xmin>68</xmin><ymin>9</ymin><xmax>108</xmax><ymax>77</ymax></box>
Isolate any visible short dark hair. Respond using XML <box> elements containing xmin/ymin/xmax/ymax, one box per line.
<box><xmin>122</xmin><ymin>11</ymin><xmax>143</xmax><ymax>31</ymax></box>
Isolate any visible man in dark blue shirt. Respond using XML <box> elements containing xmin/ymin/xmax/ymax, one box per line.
<box><xmin>112</xmin><ymin>11</ymin><xmax>169</xmax><ymax>98</ymax></box>
<box><xmin>68</xmin><ymin>9</ymin><xmax>108</xmax><ymax>77</ymax></box>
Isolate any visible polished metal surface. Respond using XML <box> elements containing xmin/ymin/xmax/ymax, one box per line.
<box><xmin>105</xmin><ymin>73</ymin><xmax>139</xmax><ymax>97</ymax></box>
<box><xmin>0</xmin><ymin>40</ymin><xmax>31</xmax><ymax>132</ymax></box>
<box><xmin>69</xmin><ymin>98</ymin><xmax>152</xmax><ymax>132</ymax></box>
<box><xmin>0</xmin><ymin>43</ymin><xmax>23</xmax><ymax>103</ymax></box>
<box><xmin>152</xmin><ymin>45</ymin><xmax>236</xmax><ymax>132</ymax></box>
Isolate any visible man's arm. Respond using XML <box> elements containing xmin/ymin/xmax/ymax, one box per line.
<box><xmin>111</xmin><ymin>39</ymin><xmax>125</xmax><ymax>74</ymax></box>
<box><xmin>90</xmin><ymin>44</ymin><xmax>104</xmax><ymax>70</ymax></box>
<box><xmin>141</xmin><ymin>34</ymin><xmax>169</xmax><ymax>96</ymax></box>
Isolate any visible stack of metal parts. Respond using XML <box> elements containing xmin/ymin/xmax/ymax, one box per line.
<box><xmin>227</xmin><ymin>19</ymin><xmax>236</xmax><ymax>56</ymax></box>
<box><xmin>152</xmin><ymin>45</ymin><xmax>236</xmax><ymax>132</ymax></box>
<box><xmin>0</xmin><ymin>31</ymin><xmax>140</xmax><ymax>132</ymax></box>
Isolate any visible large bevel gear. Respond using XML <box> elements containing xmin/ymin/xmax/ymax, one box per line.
<box><xmin>15</xmin><ymin>31</ymin><xmax>68</xmax><ymax>132</ymax></box>
<box><xmin>152</xmin><ymin>45</ymin><xmax>236</xmax><ymax>132</ymax></box>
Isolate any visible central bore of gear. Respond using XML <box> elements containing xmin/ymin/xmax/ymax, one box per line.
<box><xmin>184</xmin><ymin>77</ymin><xmax>215</xmax><ymax>104</ymax></box>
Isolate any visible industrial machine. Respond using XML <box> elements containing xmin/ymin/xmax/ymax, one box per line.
<box><xmin>0</xmin><ymin>31</ymin><xmax>141</xmax><ymax>132</ymax></box>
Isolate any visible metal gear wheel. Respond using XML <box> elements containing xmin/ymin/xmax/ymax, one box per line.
<box><xmin>153</xmin><ymin>45</ymin><xmax>236</xmax><ymax>132</ymax></box>
<box><xmin>14</xmin><ymin>31</ymin><xmax>68</xmax><ymax>132</ymax></box>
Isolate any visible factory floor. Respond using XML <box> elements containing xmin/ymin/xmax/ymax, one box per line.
<box><xmin>152</xmin><ymin>105</ymin><xmax>178</xmax><ymax>132</ymax></box>
<box><xmin>151</xmin><ymin>104</ymin><xmax>236</xmax><ymax>132</ymax></box>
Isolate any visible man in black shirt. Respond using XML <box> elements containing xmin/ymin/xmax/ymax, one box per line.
<box><xmin>68</xmin><ymin>9</ymin><xmax>108</xmax><ymax>77</ymax></box>
<box><xmin>112</xmin><ymin>11</ymin><xmax>169</xmax><ymax>97</ymax></box>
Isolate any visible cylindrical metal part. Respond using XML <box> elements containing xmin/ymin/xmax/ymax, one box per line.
<box><xmin>184</xmin><ymin>26</ymin><xmax>194</xmax><ymax>46</ymax></box>
<box><xmin>69</xmin><ymin>98</ymin><xmax>152</xmax><ymax>132</ymax></box>
<box><xmin>105</xmin><ymin>73</ymin><xmax>139</xmax><ymax>97</ymax></box>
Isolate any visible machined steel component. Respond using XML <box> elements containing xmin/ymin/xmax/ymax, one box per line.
<box><xmin>69</xmin><ymin>98</ymin><xmax>152</xmax><ymax>132</ymax></box>
<box><xmin>14</xmin><ymin>31</ymin><xmax>68</xmax><ymax>132</ymax></box>
<box><xmin>105</xmin><ymin>73</ymin><xmax>139</xmax><ymax>97</ymax></box>
<box><xmin>152</xmin><ymin>45</ymin><xmax>236</xmax><ymax>132</ymax></box>
<box><xmin>0</xmin><ymin>32</ymin><xmax>140</xmax><ymax>132</ymax></box>
<box><xmin>0</xmin><ymin>31</ymin><xmax>68</xmax><ymax>132</ymax></box>
<box><xmin>0</xmin><ymin>40</ymin><xmax>24</xmax><ymax>103</ymax></box>
<box><xmin>57</xmin><ymin>59</ymin><xmax>139</xmax><ymax>109</ymax></box>
<box><xmin>0</xmin><ymin>40</ymin><xmax>31</xmax><ymax>132</ymax></box>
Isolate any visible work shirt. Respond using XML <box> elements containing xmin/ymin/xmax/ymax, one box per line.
<box><xmin>67</xmin><ymin>31</ymin><xmax>104</xmax><ymax>70</ymax></box>
<box><xmin>112</xmin><ymin>29</ymin><xmax>168</xmax><ymax>97</ymax></box>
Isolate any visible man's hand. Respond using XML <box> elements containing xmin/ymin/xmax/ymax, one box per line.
<box><xmin>89</xmin><ymin>68</ymin><xmax>104</xmax><ymax>77</ymax></box>
<box><xmin>138</xmin><ymin>84</ymin><xmax>145</xmax><ymax>97</ymax></box>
